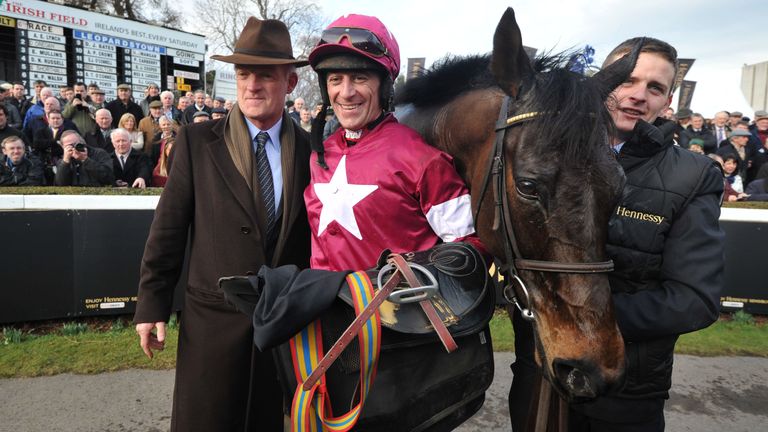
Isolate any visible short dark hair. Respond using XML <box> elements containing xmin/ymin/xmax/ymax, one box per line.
<box><xmin>46</xmin><ymin>109</ymin><xmax>62</xmax><ymax>117</ymax></box>
<box><xmin>0</xmin><ymin>104</ymin><xmax>7</xmax><ymax>116</ymax></box>
<box><xmin>33</xmin><ymin>80</ymin><xmax>47</xmax><ymax>86</ymax></box>
<box><xmin>75</xmin><ymin>82</ymin><xmax>86</xmax><ymax>88</ymax></box>
<box><xmin>12</xmin><ymin>81</ymin><xmax>24</xmax><ymax>87</ymax></box>
<box><xmin>603</xmin><ymin>37</ymin><xmax>679</xmax><ymax>95</ymax></box>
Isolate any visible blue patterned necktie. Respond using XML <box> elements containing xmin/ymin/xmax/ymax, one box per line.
<box><xmin>255</xmin><ymin>131</ymin><xmax>275</xmax><ymax>235</ymax></box>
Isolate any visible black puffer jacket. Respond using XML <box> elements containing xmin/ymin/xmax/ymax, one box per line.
<box><xmin>610</xmin><ymin>119</ymin><xmax>724</xmax><ymax>395</ymax></box>
<box><xmin>576</xmin><ymin>119</ymin><xmax>725</xmax><ymax>421</ymax></box>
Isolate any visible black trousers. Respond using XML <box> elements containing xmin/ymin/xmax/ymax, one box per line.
<box><xmin>568</xmin><ymin>405</ymin><xmax>665</xmax><ymax>432</ymax></box>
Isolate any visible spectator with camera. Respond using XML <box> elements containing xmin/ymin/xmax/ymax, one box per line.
<box><xmin>54</xmin><ymin>130</ymin><xmax>114</xmax><ymax>187</ymax></box>
<box><xmin>110</xmin><ymin>128</ymin><xmax>152</xmax><ymax>189</ymax></box>
<box><xmin>63</xmin><ymin>83</ymin><xmax>97</xmax><ymax>135</ymax></box>
<box><xmin>0</xmin><ymin>136</ymin><xmax>44</xmax><ymax>186</ymax></box>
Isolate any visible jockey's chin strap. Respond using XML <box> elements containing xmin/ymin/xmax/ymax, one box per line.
<box><xmin>474</xmin><ymin>95</ymin><xmax>615</xmax><ymax>322</ymax></box>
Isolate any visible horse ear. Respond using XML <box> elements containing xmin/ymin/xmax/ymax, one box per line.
<box><xmin>491</xmin><ymin>7</ymin><xmax>534</xmax><ymax>98</ymax></box>
<box><xmin>593</xmin><ymin>38</ymin><xmax>645</xmax><ymax>100</ymax></box>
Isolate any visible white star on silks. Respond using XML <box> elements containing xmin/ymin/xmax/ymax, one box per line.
<box><xmin>314</xmin><ymin>155</ymin><xmax>378</xmax><ymax>240</ymax></box>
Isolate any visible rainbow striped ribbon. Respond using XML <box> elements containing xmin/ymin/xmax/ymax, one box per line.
<box><xmin>290</xmin><ymin>271</ymin><xmax>382</xmax><ymax>432</ymax></box>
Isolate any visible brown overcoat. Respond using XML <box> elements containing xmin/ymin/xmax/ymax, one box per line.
<box><xmin>134</xmin><ymin>112</ymin><xmax>311</xmax><ymax>431</ymax></box>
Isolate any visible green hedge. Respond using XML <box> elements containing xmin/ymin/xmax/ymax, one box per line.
<box><xmin>0</xmin><ymin>187</ymin><xmax>163</xmax><ymax>195</ymax></box>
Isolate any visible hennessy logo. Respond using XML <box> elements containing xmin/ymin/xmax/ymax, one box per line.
<box><xmin>616</xmin><ymin>206</ymin><xmax>665</xmax><ymax>225</ymax></box>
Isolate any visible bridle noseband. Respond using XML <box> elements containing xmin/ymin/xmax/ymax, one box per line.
<box><xmin>474</xmin><ymin>95</ymin><xmax>614</xmax><ymax>321</ymax></box>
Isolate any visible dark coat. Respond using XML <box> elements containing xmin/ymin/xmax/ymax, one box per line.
<box><xmin>24</xmin><ymin>115</ymin><xmax>79</xmax><ymax>145</ymax></box>
<box><xmin>54</xmin><ymin>145</ymin><xmax>115</xmax><ymax>186</ymax></box>
<box><xmin>134</xmin><ymin>112</ymin><xmax>311</xmax><ymax>431</ymax></box>
<box><xmin>84</xmin><ymin>129</ymin><xmax>114</xmax><ymax>154</ymax></box>
<box><xmin>181</xmin><ymin>104</ymin><xmax>212</xmax><ymax>125</ymax></box>
<box><xmin>31</xmin><ymin>124</ymin><xmax>79</xmax><ymax>180</ymax></box>
<box><xmin>679</xmin><ymin>126</ymin><xmax>717</xmax><ymax>153</ymax></box>
<box><xmin>0</xmin><ymin>155</ymin><xmax>45</xmax><ymax>186</ymax></box>
<box><xmin>576</xmin><ymin>120</ymin><xmax>724</xmax><ymax>422</ymax></box>
<box><xmin>105</xmin><ymin>99</ymin><xmax>144</xmax><ymax>129</ymax></box>
<box><xmin>716</xmin><ymin>142</ymin><xmax>755</xmax><ymax>181</ymax></box>
<box><xmin>112</xmin><ymin>149</ymin><xmax>152</xmax><ymax>186</ymax></box>
<box><xmin>0</xmin><ymin>125</ymin><xmax>28</xmax><ymax>149</ymax></box>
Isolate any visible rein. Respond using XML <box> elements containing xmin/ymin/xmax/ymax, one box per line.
<box><xmin>474</xmin><ymin>95</ymin><xmax>614</xmax><ymax>321</ymax></box>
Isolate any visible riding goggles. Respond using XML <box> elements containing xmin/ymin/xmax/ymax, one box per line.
<box><xmin>318</xmin><ymin>27</ymin><xmax>388</xmax><ymax>58</ymax></box>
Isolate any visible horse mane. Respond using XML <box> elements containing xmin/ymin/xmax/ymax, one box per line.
<box><xmin>396</xmin><ymin>52</ymin><xmax>614</xmax><ymax>163</ymax></box>
<box><xmin>394</xmin><ymin>55</ymin><xmax>495</xmax><ymax>107</ymax></box>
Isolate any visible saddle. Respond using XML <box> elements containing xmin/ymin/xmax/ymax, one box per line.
<box><xmin>221</xmin><ymin>242</ymin><xmax>495</xmax><ymax>432</ymax></box>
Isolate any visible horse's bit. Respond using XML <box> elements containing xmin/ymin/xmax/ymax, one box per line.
<box><xmin>474</xmin><ymin>95</ymin><xmax>615</xmax><ymax>321</ymax></box>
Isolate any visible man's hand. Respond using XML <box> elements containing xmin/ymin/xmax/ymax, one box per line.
<box><xmin>132</xmin><ymin>177</ymin><xmax>146</xmax><ymax>189</ymax></box>
<box><xmin>62</xmin><ymin>144</ymin><xmax>74</xmax><ymax>163</ymax></box>
<box><xmin>136</xmin><ymin>322</ymin><xmax>166</xmax><ymax>359</ymax></box>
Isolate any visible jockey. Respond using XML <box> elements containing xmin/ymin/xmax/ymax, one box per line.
<box><xmin>305</xmin><ymin>13</ymin><xmax>484</xmax><ymax>271</ymax></box>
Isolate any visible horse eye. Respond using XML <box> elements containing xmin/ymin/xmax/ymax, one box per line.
<box><xmin>516</xmin><ymin>179</ymin><xmax>539</xmax><ymax>199</ymax></box>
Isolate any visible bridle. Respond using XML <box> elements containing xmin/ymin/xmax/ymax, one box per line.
<box><xmin>474</xmin><ymin>95</ymin><xmax>614</xmax><ymax>322</ymax></box>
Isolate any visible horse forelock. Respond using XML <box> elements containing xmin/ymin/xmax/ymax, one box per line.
<box><xmin>517</xmin><ymin>65</ymin><xmax>615</xmax><ymax>165</ymax></box>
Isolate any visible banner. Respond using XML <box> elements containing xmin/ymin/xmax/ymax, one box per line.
<box><xmin>673</xmin><ymin>58</ymin><xmax>695</xmax><ymax>93</ymax></box>
<box><xmin>677</xmin><ymin>80</ymin><xmax>696</xmax><ymax>111</ymax></box>
<box><xmin>406</xmin><ymin>57</ymin><xmax>426</xmax><ymax>80</ymax></box>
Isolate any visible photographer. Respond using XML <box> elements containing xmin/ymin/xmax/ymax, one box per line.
<box><xmin>63</xmin><ymin>84</ymin><xmax>97</xmax><ymax>135</ymax></box>
<box><xmin>54</xmin><ymin>130</ymin><xmax>114</xmax><ymax>186</ymax></box>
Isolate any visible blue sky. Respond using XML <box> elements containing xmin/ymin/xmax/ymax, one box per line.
<box><xmin>184</xmin><ymin>0</ymin><xmax>768</xmax><ymax>118</ymax></box>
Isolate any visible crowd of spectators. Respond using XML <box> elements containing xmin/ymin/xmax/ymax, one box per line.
<box><xmin>4</xmin><ymin>78</ymin><xmax>768</xmax><ymax>202</ymax></box>
<box><xmin>663</xmin><ymin>107</ymin><xmax>768</xmax><ymax>202</ymax></box>
<box><xmin>0</xmin><ymin>80</ymin><xmax>234</xmax><ymax>188</ymax></box>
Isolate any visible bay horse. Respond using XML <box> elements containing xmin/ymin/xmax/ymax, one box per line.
<box><xmin>396</xmin><ymin>7</ymin><xmax>638</xmax><ymax>407</ymax></box>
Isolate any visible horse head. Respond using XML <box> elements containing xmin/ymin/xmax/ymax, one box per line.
<box><xmin>395</xmin><ymin>7</ymin><xmax>636</xmax><ymax>402</ymax></box>
<box><xmin>485</xmin><ymin>7</ymin><xmax>631</xmax><ymax>400</ymax></box>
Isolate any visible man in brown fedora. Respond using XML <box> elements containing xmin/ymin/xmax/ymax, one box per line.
<box><xmin>133</xmin><ymin>17</ymin><xmax>311</xmax><ymax>431</ymax></box>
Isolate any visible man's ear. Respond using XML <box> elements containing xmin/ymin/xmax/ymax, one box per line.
<box><xmin>286</xmin><ymin>72</ymin><xmax>299</xmax><ymax>95</ymax></box>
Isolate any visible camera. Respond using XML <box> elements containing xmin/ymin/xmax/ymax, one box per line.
<box><xmin>75</xmin><ymin>143</ymin><xmax>86</xmax><ymax>152</ymax></box>
<box><xmin>74</xmin><ymin>94</ymin><xmax>82</xmax><ymax>100</ymax></box>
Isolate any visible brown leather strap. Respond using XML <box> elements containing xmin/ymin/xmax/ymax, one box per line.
<box><xmin>302</xmin><ymin>264</ymin><xmax>402</xmax><ymax>391</ymax></box>
<box><xmin>516</xmin><ymin>258</ymin><xmax>614</xmax><ymax>273</ymax></box>
<box><xmin>390</xmin><ymin>254</ymin><xmax>458</xmax><ymax>353</ymax></box>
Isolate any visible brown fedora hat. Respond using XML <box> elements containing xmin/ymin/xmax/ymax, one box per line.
<box><xmin>211</xmin><ymin>17</ymin><xmax>309</xmax><ymax>66</ymax></box>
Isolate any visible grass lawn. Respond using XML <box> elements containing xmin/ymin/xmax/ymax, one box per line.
<box><xmin>1</xmin><ymin>311</ymin><xmax>766</xmax><ymax>378</ymax></box>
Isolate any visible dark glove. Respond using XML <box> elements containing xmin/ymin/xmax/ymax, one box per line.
<box><xmin>219</xmin><ymin>275</ymin><xmax>263</xmax><ymax>317</ymax></box>
<box><xmin>311</xmin><ymin>104</ymin><xmax>329</xmax><ymax>169</ymax></box>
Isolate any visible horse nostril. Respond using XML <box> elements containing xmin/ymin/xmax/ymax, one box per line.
<box><xmin>553</xmin><ymin>359</ymin><xmax>601</xmax><ymax>399</ymax></box>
